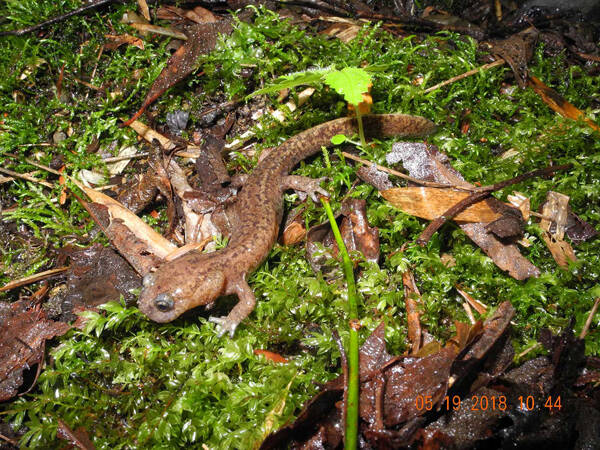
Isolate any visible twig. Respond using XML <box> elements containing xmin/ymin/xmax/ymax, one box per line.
<box><xmin>417</xmin><ymin>163</ymin><xmax>572</xmax><ymax>246</ymax></box>
<box><xmin>0</xmin><ymin>167</ymin><xmax>53</xmax><ymax>188</ymax></box>
<box><xmin>103</xmin><ymin>152</ymin><xmax>149</xmax><ymax>163</ymax></box>
<box><xmin>580</xmin><ymin>298</ymin><xmax>600</xmax><ymax>339</ymax></box>
<box><xmin>341</xmin><ymin>151</ymin><xmax>478</xmax><ymax>191</ymax></box>
<box><xmin>0</xmin><ymin>0</ymin><xmax>117</xmax><ymax>37</ymax></box>
<box><xmin>0</xmin><ymin>432</ymin><xmax>18</xmax><ymax>447</ymax></box>
<box><xmin>516</xmin><ymin>342</ymin><xmax>540</xmax><ymax>360</ymax></box>
<box><xmin>423</xmin><ymin>59</ymin><xmax>506</xmax><ymax>94</ymax></box>
<box><xmin>0</xmin><ymin>267</ymin><xmax>69</xmax><ymax>292</ymax></box>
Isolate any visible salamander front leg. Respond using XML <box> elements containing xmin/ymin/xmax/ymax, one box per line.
<box><xmin>282</xmin><ymin>175</ymin><xmax>329</xmax><ymax>202</ymax></box>
<box><xmin>209</xmin><ymin>278</ymin><xmax>256</xmax><ymax>337</ymax></box>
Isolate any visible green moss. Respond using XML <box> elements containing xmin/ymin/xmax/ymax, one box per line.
<box><xmin>1</xmin><ymin>4</ymin><xmax>599</xmax><ymax>448</ymax></box>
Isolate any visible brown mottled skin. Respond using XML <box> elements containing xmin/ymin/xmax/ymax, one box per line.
<box><xmin>138</xmin><ymin>114</ymin><xmax>436</xmax><ymax>336</ymax></box>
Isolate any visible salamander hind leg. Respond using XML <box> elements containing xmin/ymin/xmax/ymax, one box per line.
<box><xmin>282</xmin><ymin>175</ymin><xmax>329</xmax><ymax>202</ymax></box>
<box><xmin>209</xmin><ymin>277</ymin><xmax>256</xmax><ymax>337</ymax></box>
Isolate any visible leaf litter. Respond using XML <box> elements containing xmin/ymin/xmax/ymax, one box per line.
<box><xmin>262</xmin><ymin>301</ymin><xmax>600</xmax><ymax>449</ymax></box>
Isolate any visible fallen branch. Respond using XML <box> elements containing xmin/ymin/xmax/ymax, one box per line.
<box><xmin>417</xmin><ymin>164</ymin><xmax>572</xmax><ymax>245</ymax></box>
<box><xmin>0</xmin><ymin>0</ymin><xmax>117</xmax><ymax>37</ymax></box>
<box><xmin>0</xmin><ymin>167</ymin><xmax>53</xmax><ymax>188</ymax></box>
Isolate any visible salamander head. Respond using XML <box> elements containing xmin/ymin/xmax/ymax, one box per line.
<box><xmin>138</xmin><ymin>262</ymin><xmax>226</xmax><ymax>323</ymax></box>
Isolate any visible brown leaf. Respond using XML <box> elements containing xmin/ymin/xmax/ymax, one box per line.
<box><xmin>540</xmin><ymin>191</ymin><xmax>577</xmax><ymax>268</ymax></box>
<box><xmin>57</xmin><ymin>419</ymin><xmax>96</xmax><ymax>450</ymax></box>
<box><xmin>387</xmin><ymin>142</ymin><xmax>539</xmax><ymax>280</ymax></box>
<box><xmin>122</xmin><ymin>21</ymin><xmax>232</xmax><ymax>126</ymax></box>
<box><xmin>528</xmin><ymin>75</ymin><xmax>600</xmax><ymax>132</ymax></box>
<box><xmin>104</xmin><ymin>34</ymin><xmax>144</xmax><ymax>51</ymax></box>
<box><xmin>253</xmin><ymin>349</ymin><xmax>289</xmax><ymax>364</ymax></box>
<box><xmin>58</xmin><ymin>243</ymin><xmax>142</xmax><ymax>316</ymax></box>
<box><xmin>0</xmin><ymin>302</ymin><xmax>70</xmax><ymax>401</ymax></box>
<box><xmin>403</xmin><ymin>269</ymin><xmax>423</xmax><ymax>354</ymax></box>
<box><xmin>306</xmin><ymin>198</ymin><xmax>380</xmax><ymax>275</ymax></box>
<box><xmin>381</xmin><ymin>187</ymin><xmax>502</xmax><ymax>222</ymax></box>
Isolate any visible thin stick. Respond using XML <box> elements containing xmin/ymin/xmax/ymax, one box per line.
<box><xmin>0</xmin><ymin>167</ymin><xmax>53</xmax><ymax>188</ymax></box>
<box><xmin>102</xmin><ymin>152</ymin><xmax>149</xmax><ymax>163</ymax></box>
<box><xmin>0</xmin><ymin>267</ymin><xmax>69</xmax><ymax>292</ymax></box>
<box><xmin>341</xmin><ymin>151</ymin><xmax>478</xmax><ymax>191</ymax></box>
<box><xmin>0</xmin><ymin>0</ymin><xmax>117</xmax><ymax>37</ymax></box>
<box><xmin>423</xmin><ymin>59</ymin><xmax>506</xmax><ymax>94</ymax></box>
<box><xmin>517</xmin><ymin>342</ymin><xmax>540</xmax><ymax>360</ymax></box>
<box><xmin>417</xmin><ymin>163</ymin><xmax>572</xmax><ymax>245</ymax></box>
<box><xmin>0</xmin><ymin>432</ymin><xmax>18</xmax><ymax>446</ymax></box>
<box><xmin>580</xmin><ymin>298</ymin><xmax>600</xmax><ymax>339</ymax></box>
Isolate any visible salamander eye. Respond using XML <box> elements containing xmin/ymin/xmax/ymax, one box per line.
<box><xmin>154</xmin><ymin>293</ymin><xmax>174</xmax><ymax>312</ymax></box>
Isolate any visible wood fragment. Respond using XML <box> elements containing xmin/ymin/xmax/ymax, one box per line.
<box><xmin>580</xmin><ymin>298</ymin><xmax>600</xmax><ymax>339</ymax></box>
<box><xmin>0</xmin><ymin>167</ymin><xmax>53</xmax><ymax>188</ymax></box>
<box><xmin>0</xmin><ymin>267</ymin><xmax>69</xmax><ymax>292</ymax></box>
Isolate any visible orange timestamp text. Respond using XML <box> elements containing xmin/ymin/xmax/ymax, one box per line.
<box><xmin>415</xmin><ymin>394</ymin><xmax>562</xmax><ymax>412</ymax></box>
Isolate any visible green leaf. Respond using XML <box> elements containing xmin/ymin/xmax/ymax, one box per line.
<box><xmin>245</xmin><ymin>67</ymin><xmax>331</xmax><ymax>99</ymax></box>
<box><xmin>330</xmin><ymin>134</ymin><xmax>347</xmax><ymax>145</ymax></box>
<box><xmin>323</xmin><ymin>67</ymin><xmax>371</xmax><ymax>106</ymax></box>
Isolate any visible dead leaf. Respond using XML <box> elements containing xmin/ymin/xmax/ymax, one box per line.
<box><xmin>540</xmin><ymin>191</ymin><xmax>577</xmax><ymax>268</ymax></box>
<box><xmin>129</xmin><ymin>23</ymin><xmax>187</xmax><ymax>40</ymax></box>
<box><xmin>402</xmin><ymin>269</ymin><xmax>423</xmax><ymax>354</ymax></box>
<box><xmin>381</xmin><ymin>187</ymin><xmax>502</xmax><ymax>222</ymax></box>
<box><xmin>123</xmin><ymin>21</ymin><xmax>232</xmax><ymax>126</ymax></box>
<box><xmin>320</xmin><ymin>22</ymin><xmax>361</xmax><ymax>43</ymax></box>
<box><xmin>136</xmin><ymin>0</ymin><xmax>150</xmax><ymax>21</ymax></box>
<box><xmin>488</xmin><ymin>27</ymin><xmax>538</xmax><ymax>87</ymax></box>
<box><xmin>387</xmin><ymin>142</ymin><xmax>539</xmax><ymax>280</ymax></box>
<box><xmin>0</xmin><ymin>302</ymin><xmax>70</xmax><ymax>401</ymax></box>
<box><xmin>254</xmin><ymin>350</ymin><xmax>289</xmax><ymax>364</ymax></box>
<box><xmin>104</xmin><ymin>34</ymin><xmax>144</xmax><ymax>51</ymax></box>
<box><xmin>528</xmin><ymin>75</ymin><xmax>600</xmax><ymax>132</ymax></box>
<box><xmin>57</xmin><ymin>419</ymin><xmax>96</xmax><ymax>450</ymax></box>
<box><xmin>306</xmin><ymin>198</ymin><xmax>379</xmax><ymax>275</ymax></box>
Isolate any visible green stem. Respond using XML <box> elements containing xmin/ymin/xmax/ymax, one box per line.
<box><xmin>354</xmin><ymin>105</ymin><xmax>367</xmax><ymax>149</ymax></box>
<box><xmin>321</xmin><ymin>197</ymin><xmax>360</xmax><ymax>450</ymax></box>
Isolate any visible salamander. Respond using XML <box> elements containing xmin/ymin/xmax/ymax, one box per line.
<box><xmin>138</xmin><ymin>114</ymin><xmax>436</xmax><ymax>336</ymax></box>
